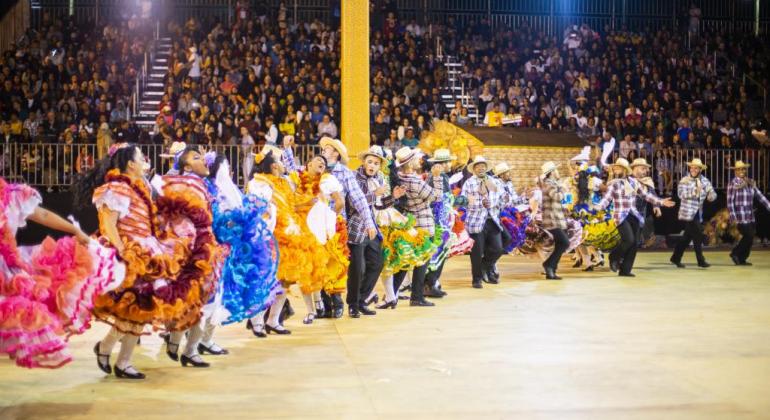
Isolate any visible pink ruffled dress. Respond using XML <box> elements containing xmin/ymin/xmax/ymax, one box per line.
<box><xmin>0</xmin><ymin>178</ymin><xmax>124</xmax><ymax>368</ymax></box>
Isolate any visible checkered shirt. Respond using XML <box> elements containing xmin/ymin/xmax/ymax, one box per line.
<box><xmin>346</xmin><ymin>168</ymin><xmax>394</xmax><ymax>244</ymax></box>
<box><xmin>677</xmin><ymin>175</ymin><xmax>717</xmax><ymax>222</ymax></box>
<box><xmin>597</xmin><ymin>177</ymin><xmax>663</xmax><ymax>225</ymax></box>
<box><xmin>540</xmin><ymin>177</ymin><xmax>568</xmax><ymax>230</ymax></box>
<box><xmin>330</xmin><ymin>163</ymin><xmax>376</xmax><ymax>243</ymax></box>
<box><xmin>282</xmin><ymin>146</ymin><xmax>298</xmax><ymax>172</ymax></box>
<box><xmin>727</xmin><ymin>177</ymin><xmax>770</xmax><ymax>224</ymax></box>
<box><xmin>397</xmin><ymin>172</ymin><xmax>444</xmax><ymax>234</ymax></box>
<box><xmin>461</xmin><ymin>175</ymin><xmax>501</xmax><ymax>234</ymax></box>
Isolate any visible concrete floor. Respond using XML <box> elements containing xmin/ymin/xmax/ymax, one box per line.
<box><xmin>1</xmin><ymin>250</ymin><xmax>770</xmax><ymax>420</ymax></box>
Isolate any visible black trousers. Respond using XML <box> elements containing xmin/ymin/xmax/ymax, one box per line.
<box><xmin>610</xmin><ymin>216</ymin><xmax>642</xmax><ymax>275</ymax></box>
<box><xmin>671</xmin><ymin>219</ymin><xmax>707</xmax><ymax>265</ymax></box>
<box><xmin>346</xmin><ymin>238</ymin><xmax>384</xmax><ymax>308</ymax></box>
<box><xmin>543</xmin><ymin>228</ymin><xmax>570</xmax><ymax>272</ymax></box>
<box><xmin>469</xmin><ymin>219</ymin><xmax>504</xmax><ymax>282</ymax></box>
<box><xmin>393</xmin><ymin>262</ymin><xmax>428</xmax><ymax>302</ymax></box>
<box><xmin>425</xmin><ymin>259</ymin><xmax>445</xmax><ymax>288</ymax></box>
<box><xmin>732</xmin><ymin>222</ymin><xmax>756</xmax><ymax>263</ymax></box>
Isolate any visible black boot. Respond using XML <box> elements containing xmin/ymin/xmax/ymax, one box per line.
<box><xmin>331</xmin><ymin>294</ymin><xmax>344</xmax><ymax>318</ymax></box>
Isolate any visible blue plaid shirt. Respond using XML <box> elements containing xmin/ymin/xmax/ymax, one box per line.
<box><xmin>329</xmin><ymin>163</ymin><xmax>376</xmax><ymax>242</ymax></box>
<box><xmin>727</xmin><ymin>177</ymin><xmax>770</xmax><ymax>224</ymax></box>
<box><xmin>461</xmin><ymin>176</ymin><xmax>501</xmax><ymax>234</ymax></box>
<box><xmin>677</xmin><ymin>175</ymin><xmax>717</xmax><ymax>222</ymax></box>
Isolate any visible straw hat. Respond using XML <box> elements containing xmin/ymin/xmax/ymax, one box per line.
<box><xmin>358</xmin><ymin>145</ymin><xmax>387</xmax><ymax>164</ymax></box>
<box><xmin>260</xmin><ymin>144</ymin><xmax>283</xmax><ymax>160</ymax></box>
<box><xmin>468</xmin><ymin>156</ymin><xmax>489</xmax><ymax>171</ymax></box>
<box><xmin>730</xmin><ymin>160</ymin><xmax>751</xmax><ymax>170</ymax></box>
<box><xmin>540</xmin><ymin>161</ymin><xmax>559</xmax><ymax>177</ymax></box>
<box><xmin>160</xmin><ymin>141</ymin><xmax>187</xmax><ymax>158</ymax></box>
<box><xmin>630</xmin><ymin>158</ymin><xmax>651</xmax><ymax>168</ymax></box>
<box><xmin>686</xmin><ymin>158</ymin><xmax>707</xmax><ymax>169</ymax></box>
<box><xmin>319</xmin><ymin>137</ymin><xmax>349</xmax><ymax>163</ymax></box>
<box><xmin>394</xmin><ymin>146</ymin><xmax>422</xmax><ymax>168</ymax></box>
<box><xmin>492</xmin><ymin>162</ymin><xmax>512</xmax><ymax>176</ymax></box>
<box><xmin>611</xmin><ymin>158</ymin><xmax>632</xmax><ymax>173</ymax></box>
<box><xmin>427</xmin><ymin>148</ymin><xmax>456</xmax><ymax>163</ymax></box>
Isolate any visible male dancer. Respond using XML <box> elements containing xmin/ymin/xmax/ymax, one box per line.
<box><xmin>320</xmin><ymin>137</ymin><xmax>377</xmax><ymax>318</ymax></box>
<box><xmin>670</xmin><ymin>158</ymin><xmax>717</xmax><ymax>268</ymax></box>
<box><xmin>539</xmin><ymin>161</ymin><xmax>569</xmax><ymax>280</ymax></box>
<box><xmin>628</xmin><ymin>158</ymin><xmax>664</xmax><ymax>246</ymax></box>
<box><xmin>424</xmin><ymin>148</ymin><xmax>455</xmax><ymax>297</ymax></box>
<box><xmin>727</xmin><ymin>160</ymin><xmax>770</xmax><ymax>265</ymax></box>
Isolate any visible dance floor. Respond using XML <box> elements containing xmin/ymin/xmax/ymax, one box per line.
<box><xmin>2</xmin><ymin>250</ymin><xmax>770</xmax><ymax>419</ymax></box>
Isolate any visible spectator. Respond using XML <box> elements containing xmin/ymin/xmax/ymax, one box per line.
<box><xmin>317</xmin><ymin>114</ymin><xmax>338</xmax><ymax>139</ymax></box>
<box><xmin>401</xmin><ymin>127</ymin><xmax>419</xmax><ymax>148</ymax></box>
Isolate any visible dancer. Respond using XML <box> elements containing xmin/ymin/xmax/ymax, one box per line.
<box><xmin>461</xmin><ymin>156</ymin><xmax>504</xmax><ymax>288</ymax></box>
<box><xmin>319</xmin><ymin>137</ymin><xmax>376</xmax><ymax>317</ymax></box>
<box><xmin>727</xmin><ymin>160</ymin><xmax>770</xmax><ymax>265</ymax></box>
<box><xmin>594</xmin><ymin>158</ymin><xmax>674</xmax><ymax>277</ymax></box>
<box><xmin>424</xmin><ymin>149</ymin><xmax>458</xmax><ymax>297</ymax></box>
<box><xmin>0</xmin><ymin>178</ymin><xmax>124</xmax><ymax>369</ymax></box>
<box><xmin>392</xmin><ymin>147</ymin><xmax>445</xmax><ymax>307</ymax></box>
<box><xmin>539</xmin><ymin>162</ymin><xmax>569</xmax><ymax>280</ymax></box>
<box><xmin>670</xmin><ymin>158</ymin><xmax>717</xmax><ymax>268</ymax></box>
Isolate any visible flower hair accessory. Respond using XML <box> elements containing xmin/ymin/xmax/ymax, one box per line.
<box><xmin>204</xmin><ymin>151</ymin><xmax>218</xmax><ymax>168</ymax></box>
<box><xmin>108</xmin><ymin>143</ymin><xmax>131</xmax><ymax>158</ymax></box>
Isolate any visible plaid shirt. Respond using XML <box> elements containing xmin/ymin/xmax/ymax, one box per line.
<box><xmin>461</xmin><ymin>175</ymin><xmax>501</xmax><ymax>234</ymax></box>
<box><xmin>677</xmin><ymin>175</ymin><xmax>717</xmax><ymax>222</ymax></box>
<box><xmin>727</xmin><ymin>177</ymin><xmax>770</xmax><ymax>224</ymax></box>
<box><xmin>498</xmin><ymin>179</ymin><xmax>525</xmax><ymax>207</ymax></box>
<box><xmin>346</xmin><ymin>168</ymin><xmax>395</xmax><ymax>244</ymax></box>
<box><xmin>541</xmin><ymin>178</ymin><xmax>568</xmax><ymax>230</ymax></box>
<box><xmin>597</xmin><ymin>177</ymin><xmax>663</xmax><ymax>225</ymax></box>
<box><xmin>282</xmin><ymin>146</ymin><xmax>298</xmax><ymax>172</ymax></box>
<box><xmin>397</xmin><ymin>172</ymin><xmax>444</xmax><ymax>234</ymax></box>
<box><xmin>329</xmin><ymin>163</ymin><xmax>376</xmax><ymax>242</ymax></box>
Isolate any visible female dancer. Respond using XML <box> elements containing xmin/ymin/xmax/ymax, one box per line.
<box><xmin>0</xmin><ymin>178</ymin><xmax>124</xmax><ymax>369</ymax></box>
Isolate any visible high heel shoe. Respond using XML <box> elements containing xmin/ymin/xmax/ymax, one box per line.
<box><xmin>94</xmin><ymin>342</ymin><xmax>112</xmax><ymax>375</ymax></box>
<box><xmin>198</xmin><ymin>343</ymin><xmax>229</xmax><ymax>355</ymax></box>
<box><xmin>180</xmin><ymin>354</ymin><xmax>210</xmax><ymax>368</ymax></box>
<box><xmin>163</xmin><ymin>334</ymin><xmax>179</xmax><ymax>362</ymax></box>
<box><xmin>246</xmin><ymin>319</ymin><xmax>267</xmax><ymax>338</ymax></box>
<box><xmin>376</xmin><ymin>300</ymin><xmax>397</xmax><ymax>310</ymax></box>
<box><xmin>265</xmin><ymin>324</ymin><xmax>291</xmax><ymax>335</ymax></box>
<box><xmin>364</xmin><ymin>294</ymin><xmax>379</xmax><ymax>306</ymax></box>
<box><xmin>303</xmin><ymin>313</ymin><xmax>315</xmax><ymax>324</ymax></box>
<box><xmin>114</xmin><ymin>365</ymin><xmax>146</xmax><ymax>380</ymax></box>
<box><xmin>572</xmin><ymin>259</ymin><xmax>582</xmax><ymax>268</ymax></box>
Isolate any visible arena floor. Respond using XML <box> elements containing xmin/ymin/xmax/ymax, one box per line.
<box><xmin>2</xmin><ymin>250</ymin><xmax>769</xmax><ymax>420</ymax></box>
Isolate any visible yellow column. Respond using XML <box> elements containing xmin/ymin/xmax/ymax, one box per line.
<box><xmin>340</xmin><ymin>0</ymin><xmax>370</xmax><ymax>168</ymax></box>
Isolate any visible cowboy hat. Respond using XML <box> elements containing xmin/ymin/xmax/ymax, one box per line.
<box><xmin>686</xmin><ymin>158</ymin><xmax>707</xmax><ymax>169</ymax></box>
<box><xmin>540</xmin><ymin>161</ymin><xmax>559</xmax><ymax>177</ymax></box>
<box><xmin>610</xmin><ymin>158</ymin><xmax>632</xmax><ymax>172</ymax></box>
<box><xmin>492</xmin><ymin>162</ymin><xmax>512</xmax><ymax>176</ymax></box>
<box><xmin>571</xmin><ymin>146</ymin><xmax>591</xmax><ymax>162</ymax></box>
<box><xmin>427</xmin><ymin>148</ymin><xmax>456</xmax><ymax>163</ymax></box>
<box><xmin>468</xmin><ymin>156</ymin><xmax>489</xmax><ymax>171</ymax></box>
<box><xmin>160</xmin><ymin>141</ymin><xmax>187</xmax><ymax>158</ymax></box>
<box><xmin>730</xmin><ymin>160</ymin><xmax>751</xmax><ymax>170</ymax></box>
<box><xmin>630</xmin><ymin>158</ymin><xmax>651</xmax><ymax>168</ymax></box>
<box><xmin>319</xmin><ymin>137</ymin><xmax>349</xmax><ymax>163</ymax></box>
<box><xmin>395</xmin><ymin>147</ymin><xmax>422</xmax><ymax>168</ymax></box>
<box><xmin>358</xmin><ymin>145</ymin><xmax>387</xmax><ymax>163</ymax></box>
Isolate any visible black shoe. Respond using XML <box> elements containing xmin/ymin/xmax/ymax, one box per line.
<box><xmin>670</xmin><ymin>258</ymin><xmax>685</xmax><ymax>268</ymax></box>
<box><xmin>424</xmin><ymin>285</ymin><xmax>444</xmax><ymax>298</ymax></box>
<box><xmin>583</xmin><ymin>265</ymin><xmax>594</xmax><ymax>272</ymax></box>
<box><xmin>697</xmin><ymin>262</ymin><xmax>710</xmax><ymax>268</ymax></box>
<box><xmin>331</xmin><ymin>294</ymin><xmax>344</xmax><ymax>318</ymax></box>
<box><xmin>348</xmin><ymin>307</ymin><xmax>361</xmax><ymax>318</ymax></box>
<box><xmin>198</xmin><ymin>343</ymin><xmax>229</xmax><ymax>355</ymax></box>
<box><xmin>472</xmin><ymin>280</ymin><xmax>483</xmax><ymax>289</ymax></box>
<box><xmin>410</xmin><ymin>299</ymin><xmax>435</xmax><ymax>307</ymax></box>
<box><xmin>114</xmin><ymin>365</ymin><xmax>145</xmax><ymax>380</ymax></box>
<box><xmin>279</xmin><ymin>299</ymin><xmax>295</xmax><ymax>323</ymax></box>
<box><xmin>303</xmin><ymin>313</ymin><xmax>316</xmax><ymax>324</ymax></box>
<box><xmin>94</xmin><ymin>342</ymin><xmax>112</xmax><ymax>375</ymax></box>
<box><xmin>739</xmin><ymin>261</ymin><xmax>753</xmax><ymax>266</ymax></box>
<box><xmin>246</xmin><ymin>319</ymin><xmax>267</xmax><ymax>338</ymax></box>
<box><xmin>265</xmin><ymin>324</ymin><xmax>292</xmax><ymax>335</ymax></box>
<box><xmin>730</xmin><ymin>253</ymin><xmax>741</xmax><ymax>265</ymax></box>
<box><xmin>618</xmin><ymin>272</ymin><xmax>636</xmax><ymax>277</ymax></box>
<box><xmin>609</xmin><ymin>259</ymin><xmax>620</xmax><ymax>272</ymax></box>
<box><xmin>164</xmin><ymin>335</ymin><xmax>179</xmax><ymax>362</ymax></box>
<box><xmin>572</xmin><ymin>259</ymin><xmax>582</xmax><ymax>268</ymax></box>
<box><xmin>544</xmin><ymin>267</ymin><xmax>562</xmax><ymax>280</ymax></box>
<box><xmin>359</xmin><ymin>306</ymin><xmax>376</xmax><ymax>315</ymax></box>
<box><xmin>376</xmin><ymin>300</ymin><xmax>397</xmax><ymax>310</ymax></box>
<box><xmin>364</xmin><ymin>294</ymin><xmax>379</xmax><ymax>306</ymax></box>
<box><xmin>180</xmin><ymin>354</ymin><xmax>210</xmax><ymax>368</ymax></box>
<box><xmin>437</xmin><ymin>286</ymin><xmax>448</xmax><ymax>296</ymax></box>
<box><xmin>484</xmin><ymin>270</ymin><xmax>499</xmax><ymax>284</ymax></box>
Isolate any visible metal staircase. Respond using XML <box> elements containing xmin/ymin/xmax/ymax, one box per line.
<box><xmin>133</xmin><ymin>37</ymin><xmax>172</xmax><ymax>130</ymax></box>
<box><xmin>439</xmin><ymin>54</ymin><xmax>480</xmax><ymax>124</ymax></box>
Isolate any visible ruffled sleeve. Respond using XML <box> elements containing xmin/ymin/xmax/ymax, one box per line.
<box><xmin>247</xmin><ymin>179</ymin><xmax>274</xmax><ymax>202</ymax></box>
<box><xmin>92</xmin><ymin>184</ymin><xmax>131</xmax><ymax>219</ymax></box>
<box><xmin>320</xmin><ymin>174</ymin><xmax>343</xmax><ymax>196</ymax></box>
<box><xmin>4</xmin><ymin>183</ymin><xmax>43</xmax><ymax>233</ymax></box>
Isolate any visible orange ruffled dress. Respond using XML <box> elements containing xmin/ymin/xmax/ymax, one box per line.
<box><xmin>247</xmin><ymin>173</ymin><xmax>327</xmax><ymax>294</ymax></box>
<box><xmin>0</xmin><ymin>178</ymin><xmax>124</xmax><ymax>368</ymax></box>
<box><xmin>91</xmin><ymin>170</ymin><xmax>218</xmax><ymax>335</ymax></box>
<box><xmin>295</xmin><ymin>172</ymin><xmax>350</xmax><ymax>294</ymax></box>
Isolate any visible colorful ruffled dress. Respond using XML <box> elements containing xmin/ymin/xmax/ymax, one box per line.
<box><xmin>447</xmin><ymin>190</ymin><xmax>475</xmax><ymax>259</ymax></box>
<box><xmin>295</xmin><ymin>172</ymin><xmax>350</xmax><ymax>294</ymax></box>
<box><xmin>247</xmin><ymin>173</ymin><xmax>327</xmax><ymax>294</ymax></box>
<box><xmin>0</xmin><ymin>178</ymin><xmax>124</xmax><ymax>368</ymax></box>
<box><xmin>91</xmin><ymin>170</ymin><xmax>216</xmax><ymax>335</ymax></box>
<box><xmin>207</xmin><ymin>164</ymin><xmax>280</xmax><ymax>324</ymax></box>
<box><xmin>499</xmin><ymin>207</ymin><xmax>531</xmax><ymax>253</ymax></box>
<box><xmin>567</xmin><ymin>176</ymin><xmax>620</xmax><ymax>252</ymax></box>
